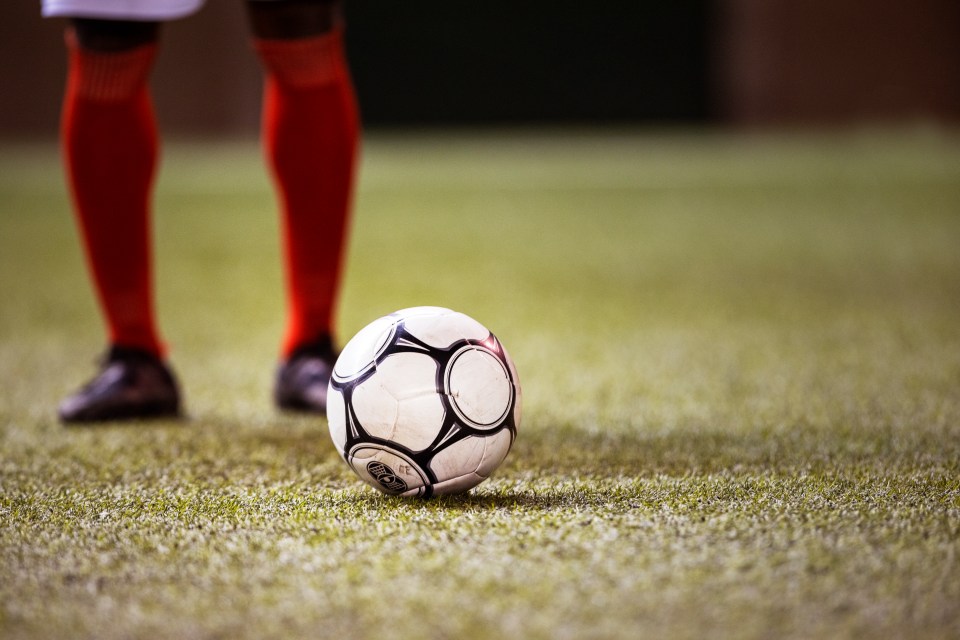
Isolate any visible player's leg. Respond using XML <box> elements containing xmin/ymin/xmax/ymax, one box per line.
<box><xmin>57</xmin><ymin>17</ymin><xmax>181</xmax><ymax>422</ymax></box>
<box><xmin>64</xmin><ymin>18</ymin><xmax>163</xmax><ymax>357</ymax></box>
<box><xmin>247</xmin><ymin>0</ymin><xmax>360</xmax><ymax>412</ymax></box>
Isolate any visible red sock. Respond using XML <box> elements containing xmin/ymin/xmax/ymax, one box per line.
<box><xmin>61</xmin><ymin>33</ymin><xmax>164</xmax><ymax>357</ymax></box>
<box><xmin>254</xmin><ymin>29</ymin><xmax>360</xmax><ymax>357</ymax></box>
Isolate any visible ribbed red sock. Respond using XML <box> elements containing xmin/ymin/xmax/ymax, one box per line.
<box><xmin>61</xmin><ymin>33</ymin><xmax>164</xmax><ymax>356</ymax></box>
<box><xmin>254</xmin><ymin>29</ymin><xmax>360</xmax><ymax>357</ymax></box>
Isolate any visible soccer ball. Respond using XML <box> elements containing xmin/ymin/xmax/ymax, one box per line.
<box><xmin>327</xmin><ymin>306</ymin><xmax>521</xmax><ymax>497</ymax></box>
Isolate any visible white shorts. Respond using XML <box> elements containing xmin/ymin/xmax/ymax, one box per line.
<box><xmin>42</xmin><ymin>0</ymin><xmax>206</xmax><ymax>20</ymax></box>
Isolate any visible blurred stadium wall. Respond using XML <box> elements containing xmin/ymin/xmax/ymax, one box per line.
<box><xmin>1</xmin><ymin>0</ymin><xmax>958</xmax><ymax>137</ymax></box>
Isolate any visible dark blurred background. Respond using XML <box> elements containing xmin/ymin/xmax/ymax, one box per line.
<box><xmin>2</xmin><ymin>0</ymin><xmax>959</xmax><ymax>136</ymax></box>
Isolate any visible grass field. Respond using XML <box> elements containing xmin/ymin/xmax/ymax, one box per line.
<box><xmin>1</xmin><ymin>128</ymin><xmax>959</xmax><ymax>639</ymax></box>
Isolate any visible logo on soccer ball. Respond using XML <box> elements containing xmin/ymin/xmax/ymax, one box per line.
<box><xmin>366</xmin><ymin>461</ymin><xmax>408</xmax><ymax>493</ymax></box>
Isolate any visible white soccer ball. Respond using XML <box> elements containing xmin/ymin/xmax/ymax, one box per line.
<box><xmin>327</xmin><ymin>306</ymin><xmax>521</xmax><ymax>497</ymax></box>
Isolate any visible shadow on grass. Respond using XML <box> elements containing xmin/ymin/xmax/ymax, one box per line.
<box><xmin>44</xmin><ymin>411</ymin><xmax>953</xmax><ymax>505</ymax></box>
<box><xmin>228</xmin><ymin>416</ymin><xmax>952</xmax><ymax>483</ymax></box>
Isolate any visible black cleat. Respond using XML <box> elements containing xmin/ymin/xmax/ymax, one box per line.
<box><xmin>58</xmin><ymin>346</ymin><xmax>182</xmax><ymax>424</ymax></box>
<box><xmin>274</xmin><ymin>336</ymin><xmax>338</xmax><ymax>413</ymax></box>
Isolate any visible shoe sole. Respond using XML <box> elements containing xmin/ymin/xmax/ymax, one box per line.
<box><xmin>60</xmin><ymin>401</ymin><xmax>182</xmax><ymax>424</ymax></box>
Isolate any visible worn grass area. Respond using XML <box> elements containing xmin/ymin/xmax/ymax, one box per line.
<box><xmin>1</xmin><ymin>129</ymin><xmax>959</xmax><ymax>639</ymax></box>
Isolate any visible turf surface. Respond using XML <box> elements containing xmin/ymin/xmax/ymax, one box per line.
<box><xmin>1</xmin><ymin>129</ymin><xmax>959</xmax><ymax>639</ymax></box>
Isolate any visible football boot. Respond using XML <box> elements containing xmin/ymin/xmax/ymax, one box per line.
<box><xmin>59</xmin><ymin>346</ymin><xmax>182</xmax><ymax>424</ymax></box>
<box><xmin>274</xmin><ymin>335</ymin><xmax>338</xmax><ymax>413</ymax></box>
